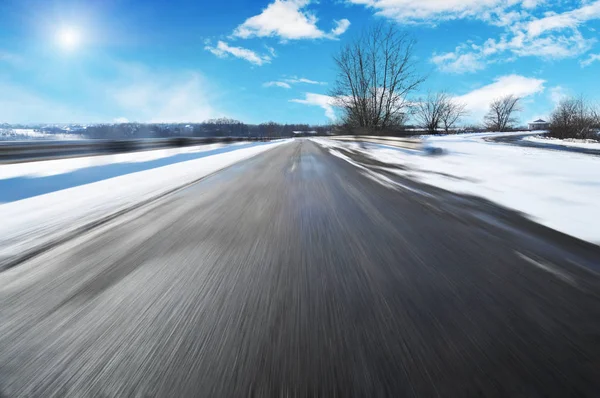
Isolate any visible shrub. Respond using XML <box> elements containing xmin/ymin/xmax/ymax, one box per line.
<box><xmin>548</xmin><ymin>96</ymin><xmax>600</xmax><ymax>140</ymax></box>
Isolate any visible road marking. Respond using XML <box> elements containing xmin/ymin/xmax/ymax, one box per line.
<box><xmin>516</xmin><ymin>251</ymin><xmax>577</xmax><ymax>286</ymax></box>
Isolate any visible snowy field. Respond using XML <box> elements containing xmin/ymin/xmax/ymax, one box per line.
<box><xmin>313</xmin><ymin>133</ymin><xmax>600</xmax><ymax>244</ymax></box>
<box><xmin>0</xmin><ymin>141</ymin><xmax>251</xmax><ymax>200</ymax></box>
<box><xmin>523</xmin><ymin>135</ymin><xmax>600</xmax><ymax>150</ymax></box>
<box><xmin>0</xmin><ymin>140</ymin><xmax>290</xmax><ymax>262</ymax></box>
<box><xmin>0</xmin><ymin>128</ymin><xmax>84</xmax><ymax>141</ymax></box>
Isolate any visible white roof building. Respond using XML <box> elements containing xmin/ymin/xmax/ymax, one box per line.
<box><xmin>529</xmin><ymin>119</ymin><xmax>550</xmax><ymax>131</ymax></box>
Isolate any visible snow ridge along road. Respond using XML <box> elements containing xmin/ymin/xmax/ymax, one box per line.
<box><xmin>490</xmin><ymin>132</ymin><xmax>600</xmax><ymax>156</ymax></box>
<box><xmin>0</xmin><ymin>140</ymin><xmax>290</xmax><ymax>269</ymax></box>
<box><xmin>312</xmin><ymin>132</ymin><xmax>600</xmax><ymax>244</ymax></box>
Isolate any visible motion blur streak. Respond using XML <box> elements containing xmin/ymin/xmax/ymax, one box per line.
<box><xmin>1</xmin><ymin>139</ymin><xmax>600</xmax><ymax>396</ymax></box>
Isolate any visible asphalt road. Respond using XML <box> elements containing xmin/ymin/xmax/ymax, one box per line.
<box><xmin>489</xmin><ymin>133</ymin><xmax>600</xmax><ymax>156</ymax></box>
<box><xmin>1</xmin><ymin>139</ymin><xmax>600</xmax><ymax>397</ymax></box>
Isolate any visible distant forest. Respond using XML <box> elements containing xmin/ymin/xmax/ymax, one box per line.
<box><xmin>85</xmin><ymin>119</ymin><xmax>332</xmax><ymax>139</ymax></box>
<box><xmin>0</xmin><ymin>119</ymin><xmax>333</xmax><ymax>140</ymax></box>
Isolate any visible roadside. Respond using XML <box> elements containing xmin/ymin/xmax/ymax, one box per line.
<box><xmin>488</xmin><ymin>132</ymin><xmax>600</xmax><ymax>156</ymax></box>
<box><xmin>523</xmin><ymin>135</ymin><xmax>600</xmax><ymax>150</ymax></box>
<box><xmin>1</xmin><ymin>141</ymin><xmax>256</xmax><ymax>203</ymax></box>
<box><xmin>0</xmin><ymin>140</ymin><xmax>291</xmax><ymax>269</ymax></box>
<box><xmin>311</xmin><ymin>133</ymin><xmax>600</xmax><ymax>244</ymax></box>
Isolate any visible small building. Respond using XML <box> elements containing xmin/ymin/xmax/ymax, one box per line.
<box><xmin>529</xmin><ymin>119</ymin><xmax>550</xmax><ymax>131</ymax></box>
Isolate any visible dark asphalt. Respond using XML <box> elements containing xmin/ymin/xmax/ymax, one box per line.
<box><xmin>488</xmin><ymin>133</ymin><xmax>600</xmax><ymax>156</ymax></box>
<box><xmin>1</xmin><ymin>139</ymin><xmax>600</xmax><ymax>397</ymax></box>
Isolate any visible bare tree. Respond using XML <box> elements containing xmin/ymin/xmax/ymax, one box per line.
<box><xmin>331</xmin><ymin>23</ymin><xmax>425</xmax><ymax>134</ymax></box>
<box><xmin>484</xmin><ymin>95</ymin><xmax>522</xmax><ymax>132</ymax></box>
<box><xmin>441</xmin><ymin>99</ymin><xmax>468</xmax><ymax>134</ymax></box>
<box><xmin>549</xmin><ymin>96</ymin><xmax>600</xmax><ymax>139</ymax></box>
<box><xmin>415</xmin><ymin>92</ymin><xmax>448</xmax><ymax>134</ymax></box>
<box><xmin>415</xmin><ymin>92</ymin><xmax>469</xmax><ymax>134</ymax></box>
<box><xmin>259</xmin><ymin>121</ymin><xmax>280</xmax><ymax>138</ymax></box>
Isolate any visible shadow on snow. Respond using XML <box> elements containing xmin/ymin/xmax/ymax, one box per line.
<box><xmin>0</xmin><ymin>142</ymin><xmax>269</xmax><ymax>203</ymax></box>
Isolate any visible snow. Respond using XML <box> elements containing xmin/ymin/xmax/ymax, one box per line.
<box><xmin>0</xmin><ymin>140</ymin><xmax>290</xmax><ymax>261</ymax></box>
<box><xmin>523</xmin><ymin>135</ymin><xmax>600</xmax><ymax>150</ymax></box>
<box><xmin>418</xmin><ymin>130</ymin><xmax>539</xmax><ymax>140</ymax></box>
<box><xmin>312</xmin><ymin>133</ymin><xmax>600</xmax><ymax>244</ymax></box>
<box><xmin>0</xmin><ymin>142</ymin><xmax>248</xmax><ymax>182</ymax></box>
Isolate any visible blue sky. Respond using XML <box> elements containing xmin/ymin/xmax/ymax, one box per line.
<box><xmin>0</xmin><ymin>0</ymin><xmax>599</xmax><ymax>125</ymax></box>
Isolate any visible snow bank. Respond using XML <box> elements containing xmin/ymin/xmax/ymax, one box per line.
<box><xmin>523</xmin><ymin>135</ymin><xmax>600</xmax><ymax>150</ymax></box>
<box><xmin>0</xmin><ymin>140</ymin><xmax>290</xmax><ymax>261</ymax></box>
<box><xmin>313</xmin><ymin>134</ymin><xmax>600</xmax><ymax>244</ymax></box>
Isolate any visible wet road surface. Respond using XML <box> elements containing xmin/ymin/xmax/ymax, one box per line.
<box><xmin>1</xmin><ymin>139</ymin><xmax>600</xmax><ymax>397</ymax></box>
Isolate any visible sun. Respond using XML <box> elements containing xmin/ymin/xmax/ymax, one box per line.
<box><xmin>57</xmin><ymin>27</ymin><xmax>81</xmax><ymax>51</ymax></box>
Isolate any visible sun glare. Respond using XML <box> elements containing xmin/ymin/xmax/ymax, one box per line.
<box><xmin>57</xmin><ymin>27</ymin><xmax>81</xmax><ymax>51</ymax></box>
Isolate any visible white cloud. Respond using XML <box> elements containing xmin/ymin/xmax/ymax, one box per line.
<box><xmin>487</xmin><ymin>9</ymin><xmax>532</xmax><ymax>27</ymax></box>
<box><xmin>521</xmin><ymin>0</ymin><xmax>544</xmax><ymax>8</ymax></box>
<box><xmin>345</xmin><ymin>0</ymin><xmax>538</xmax><ymax>24</ymax></box>
<box><xmin>284</xmin><ymin>77</ymin><xmax>327</xmax><ymax>85</ymax></box>
<box><xmin>109</xmin><ymin>71</ymin><xmax>219</xmax><ymax>123</ymax></box>
<box><xmin>367</xmin><ymin>1</ymin><xmax>596</xmax><ymax>72</ymax></box>
<box><xmin>508</xmin><ymin>30</ymin><xmax>593</xmax><ymax>58</ymax></box>
<box><xmin>331</xmin><ymin>19</ymin><xmax>351</xmax><ymax>36</ymax></box>
<box><xmin>454</xmin><ymin>75</ymin><xmax>545</xmax><ymax>120</ymax></box>
<box><xmin>265</xmin><ymin>45</ymin><xmax>277</xmax><ymax>57</ymax></box>
<box><xmin>264</xmin><ymin>77</ymin><xmax>327</xmax><ymax>89</ymax></box>
<box><xmin>526</xmin><ymin>1</ymin><xmax>600</xmax><ymax>37</ymax></box>
<box><xmin>290</xmin><ymin>93</ymin><xmax>336</xmax><ymax>120</ymax></box>
<box><xmin>549</xmin><ymin>86</ymin><xmax>568</xmax><ymax>104</ymax></box>
<box><xmin>264</xmin><ymin>81</ymin><xmax>292</xmax><ymax>89</ymax></box>
<box><xmin>0</xmin><ymin>54</ymin><xmax>222</xmax><ymax>124</ymax></box>
<box><xmin>233</xmin><ymin>0</ymin><xmax>349</xmax><ymax>40</ymax></box>
<box><xmin>432</xmin><ymin>17</ymin><xmax>595</xmax><ymax>73</ymax></box>
<box><xmin>581</xmin><ymin>53</ymin><xmax>600</xmax><ymax>67</ymax></box>
<box><xmin>431</xmin><ymin>52</ymin><xmax>485</xmax><ymax>74</ymax></box>
<box><xmin>205</xmin><ymin>41</ymin><xmax>271</xmax><ymax>65</ymax></box>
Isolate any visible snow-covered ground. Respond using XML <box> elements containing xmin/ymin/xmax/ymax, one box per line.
<box><xmin>0</xmin><ymin>129</ymin><xmax>84</xmax><ymax>141</ymax></box>
<box><xmin>313</xmin><ymin>133</ymin><xmax>600</xmax><ymax>244</ymax></box>
<box><xmin>0</xmin><ymin>140</ymin><xmax>290</xmax><ymax>261</ymax></box>
<box><xmin>523</xmin><ymin>135</ymin><xmax>600</xmax><ymax>150</ymax></box>
<box><xmin>0</xmin><ymin>141</ymin><xmax>249</xmax><ymax>184</ymax></box>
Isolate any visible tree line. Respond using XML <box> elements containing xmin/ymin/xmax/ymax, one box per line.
<box><xmin>330</xmin><ymin>23</ymin><xmax>599</xmax><ymax>139</ymax></box>
<box><xmin>547</xmin><ymin>97</ymin><xmax>599</xmax><ymax>140</ymax></box>
<box><xmin>85</xmin><ymin>119</ymin><xmax>331</xmax><ymax>139</ymax></box>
